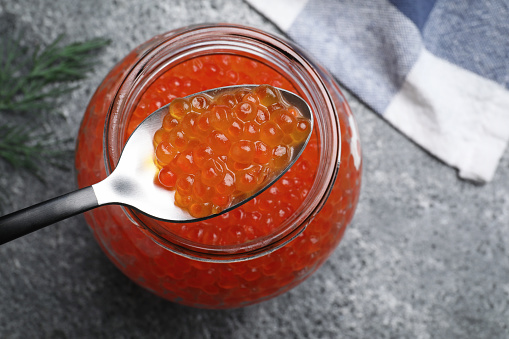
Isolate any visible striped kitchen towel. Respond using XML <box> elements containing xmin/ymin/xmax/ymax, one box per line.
<box><xmin>246</xmin><ymin>0</ymin><xmax>509</xmax><ymax>183</ymax></box>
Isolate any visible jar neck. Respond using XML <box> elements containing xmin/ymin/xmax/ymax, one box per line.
<box><xmin>104</xmin><ymin>24</ymin><xmax>341</xmax><ymax>262</ymax></box>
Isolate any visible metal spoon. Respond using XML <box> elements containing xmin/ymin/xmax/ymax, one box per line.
<box><xmin>0</xmin><ymin>85</ymin><xmax>313</xmax><ymax>245</ymax></box>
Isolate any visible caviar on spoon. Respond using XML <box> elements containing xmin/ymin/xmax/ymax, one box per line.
<box><xmin>0</xmin><ymin>85</ymin><xmax>313</xmax><ymax>244</ymax></box>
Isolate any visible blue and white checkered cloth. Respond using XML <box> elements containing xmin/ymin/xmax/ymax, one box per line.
<box><xmin>247</xmin><ymin>0</ymin><xmax>509</xmax><ymax>183</ymax></box>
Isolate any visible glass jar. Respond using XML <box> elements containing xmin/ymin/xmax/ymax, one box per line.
<box><xmin>75</xmin><ymin>24</ymin><xmax>361</xmax><ymax>309</ymax></box>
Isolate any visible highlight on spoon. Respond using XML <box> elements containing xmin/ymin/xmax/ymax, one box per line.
<box><xmin>150</xmin><ymin>85</ymin><xmax>313</xmax><ymax>219</ymax></box>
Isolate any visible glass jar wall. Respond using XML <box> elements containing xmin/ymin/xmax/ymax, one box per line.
<box><xmin>75</xmin><ymin>24</ymin><xmax>361</xmax><ymax>309</ymax></box>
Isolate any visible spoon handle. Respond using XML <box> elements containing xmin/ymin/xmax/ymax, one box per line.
<box><xmin>0</xmin><ymin>186</ymin><xmax>98</xmax><ymax>245</ymax></box>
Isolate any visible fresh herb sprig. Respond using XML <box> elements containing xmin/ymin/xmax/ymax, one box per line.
<box><xmin>0</xmin><ymin>124</ymin><xmax>73</xmax><ymax>178</ymax></box>
<box><xmin>0</xmin><ymin>34</ymin><xmax>110</xmax><ymax>212</ymax></box>
<box><xmin>0</xmin><ymin>35</ymin><xmax>110</xmax><ymax>113</ymax></box>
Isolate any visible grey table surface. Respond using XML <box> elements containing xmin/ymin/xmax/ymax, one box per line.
<box><xmin>1</xmin><ymin>1</ymin><xmax>509</xmax><ymax>338</ymax></box>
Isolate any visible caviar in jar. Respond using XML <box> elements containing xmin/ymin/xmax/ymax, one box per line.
<box><xmin>75</xmin><ymin>25</ymin><xmax>361</xmax><ymax>309</ymax></box>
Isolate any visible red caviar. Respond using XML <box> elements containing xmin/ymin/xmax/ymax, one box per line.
<box><xmin>76</xmin><ymin>26</ymin><xmax>361</xmax><ymax>309</ymax></box>
<box><xmin>151</xmin><ymin>85</ymin><xmax>310</xmax><ymax>218</ymax></box>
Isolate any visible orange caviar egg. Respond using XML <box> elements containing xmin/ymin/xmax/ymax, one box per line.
<box><xmin>254</xmin><ymin>84</ymin><xmax>280</xmax><ymax>106</ymax></box>
<box><xmin>155</xmin><ymin>141</ymin><xmax>178</xmax><ymax>165</ymax></box>
<box><xmin>227</xmin><ymin>118</ymin><xmax>244</xmax><ymax>140</ymax></box>
<box><xmin>259</xmin><ymin>121</ymin><xmax>284</xmax><ymax>147</ymax></box>
<box><xmin>201</xmin><ymin>158</ymin><xmax>225</xmax><ymax>186</ymax></box>
<box><xmin>190</xmin><ymin>95</ymin><xmax>210</xmax><ymax>113</ymax></box>
<box><xmin>234</xmin><ymin>102</ymin><xmax>256</xmax><ymax>121</ymax></box>
<box><xmin>152</xmin><ymin>85</ymin><xmax>312</xmax><ymax>218</ymax></box>
<box><xmin>176</xmin><ymin>174</ymin><xmax>194</xmax><ymax>196</ymax></box>
<box><xmin>292</xmin><ymin>118</ymin><xmax>312</xmax><ymax>143</ymax></box>
<box><xmin>193</xmin><ymin>144</ymin><xmax>214</xmax><ymax>168</ymax></box>
<box><xmin>209</xmin><ymin>105</ymin><xmax>231</xmax><ymax>130</ymax></box>
<box><xmin>255</xmin><ymin>106</ymin><xmax>270</xmax><ymax>124</ymax></box>
<box><xmin>162</xmin><ymin>115</ymin><xmax>179</xmax><ymax>131</ymax></box>
<box><xmin>230</xmin><ymin>140</ymin><xmax>255</xmax><ymax>164</ymax></box>
<box><xmin>169</xmin><ymin>98</ymin><xmax>191</xmax><ymax>120</ymax></box>
<box><xmin>208</xmin><ymin>131</ymin><xmax>232</xmax><ymax>155</ymax></box>
<box><xmin>153</xmin><ymin>128</ymin><xmax>169</xmax><ymax>145</ymax></box>
<box><xmin>271</xmin><ymin>145</ymin><xmax>291</xmax><ymax>169</ymax></box>
<box><xmin>168</xmin><ymin>128</ymin><xmax>188</xmax><ymax>150</ymax></box>
<box><xmin>272</xmin><ymin>109</ymin><xmax>297</xmax><ymax>134</ymax></box>
<box><xmin>216</xmin><ymin>93</ymin><xmax>236</xmax><ymax>108</ymax></box>
<box><xmin>254</xmin><ymin>141</ymin><xmax>272</xmax><ymax>164</ymax></box>
<box><xmin>158</xmin><ymin>167</ymin><xmax>178</xmax><ymax>188</ymax></box>
<box><xmin>242</xmin><ymin>121</ymin><xmax>260</xmax><ymax>141</ymax></box>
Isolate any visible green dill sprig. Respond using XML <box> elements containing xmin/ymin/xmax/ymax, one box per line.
<box><xmin>0</xmin><ymin>34</ymin><xmax>110</xmax><ymax>213</ymax></box>
<box><xmin>0</xmin><ymin>35</ymin><xmax>110</xmax><ymax>113</ymax></box>
<box><xmin>0</xmin><ymin>124</ymin><xmax>74</xmax><ymax>212</ymax></box>
<box><xmin>0</xmin><ymin>124</ymin><xmax>73</xmax><ymax>178</ymax></box>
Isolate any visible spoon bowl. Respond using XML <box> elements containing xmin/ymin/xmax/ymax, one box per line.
<box><xmin>0</xmin><ymin>85</ymin><xmax>313</xmax><ymax>244</ymax></box>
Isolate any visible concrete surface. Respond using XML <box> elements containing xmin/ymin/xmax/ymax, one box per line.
<box><xmin>1</xmin><ymin>0</ymin><xmax>509</xmax><ymax>338</ymax></box>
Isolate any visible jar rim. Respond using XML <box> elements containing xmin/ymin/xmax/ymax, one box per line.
<box><xmin>103</xmin><ymin>23</ymin><xmax>342</xmax><ymax>262</ymax></box>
